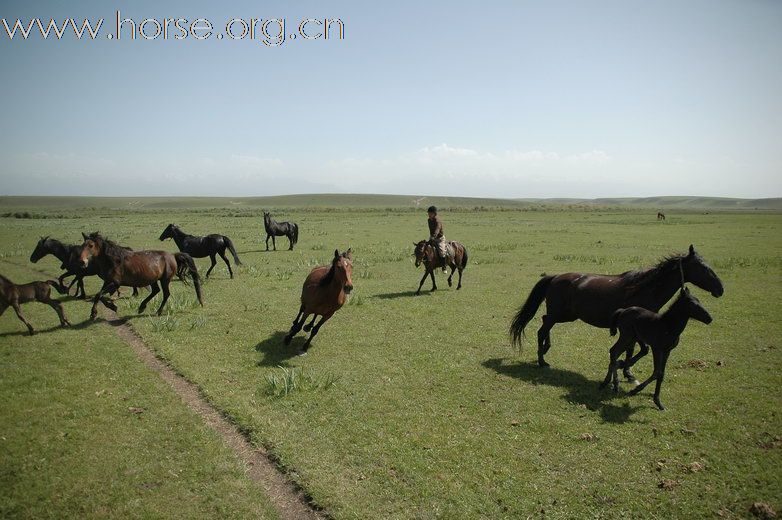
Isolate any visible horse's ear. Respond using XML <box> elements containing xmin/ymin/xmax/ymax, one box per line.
<box><xmin>334</xmin><ymin>249</ymin><xmax>340</xmax><ymax>259</ymax></box>
<box><xmin>344</xmin><ymin>248</ymin><xmax>353</xmax><ymax>259</ymax></box>
<box><xmin>688</xmin><ymin>244</ymin><xmax>695</xmax><ymax>256</ymax></box>
<box><xmin>82</xmin><ymin>232</ymin><xmax>88</xmax><ymax>240</ymax></box>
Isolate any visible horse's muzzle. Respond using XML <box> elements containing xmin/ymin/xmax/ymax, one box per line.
<box><xmin>711</xmin><ymin>286</ymin><xmax>724</xmax><ymax>297</ymax></box>
<box><xmin>81</xmin><ymin>259</ymin><xmax>90</xmax><ymax>268</ymax></box>
<box><xmin>344</xmin><ymin>284</ymin><xmax>353</xmax><ymax>294</ymax></box>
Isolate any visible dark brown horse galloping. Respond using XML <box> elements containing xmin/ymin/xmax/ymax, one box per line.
<box><xmin>159</xmin><ymin>224</ymin><xmax>242</xmax><ymax>279</ymax></box>
<box><xmin>0</xmin><ymin>273</ymin><xmax>70</xmax><ymax>335</ymax></box>
<box><xmin>284</xmin><ymin>249</ymin><xmax>353</xmax><ymax>354</ymax></box>
<box><xmin>413</xmin><ymin>240</ymin><xmax>468</xmax><ymax>295</ymax></box>
<box><xmin>78</xmin><ymin>233</ymin><xmax>203</xmax><ymax>320</ymax></box>
<box><xmin>509</xmin><ymin>245</ymin><xmax>723</xmax><ymax>380</ymax></box>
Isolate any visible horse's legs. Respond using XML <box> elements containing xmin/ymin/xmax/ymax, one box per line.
<box><xmin>537</xmin><ymin>315</ymin><xmax>556</xmax><ymax>368</ymax></box>
<box><xmin>284</xmin><ymin>305</ymin><xmax>306</xmax><ymax>345</ymax></box>
<box><xmin>456</xmin><ymin>266</ymin><xmax>463</xmax><ymax>290</ymax></box>
<box><xmin>652</xmin><ymin>349</ymin><xmax>671</xmax><ymax>411</ymax></box>
<box><xmin>90</xmin><ymin>281</ymin><xmax>117</xmax><ymax>320</ymax></box>
<box><xmin>138</xmin><ymin>282</ymin><xmax>160</xmax><ymax>314</ymax></box>
<box><xmin>429</xmin><ymin>270</ymin><xmax>437</xmax><ymax>291</ymax></box>
<box><xmin>265</xmin><ymin>234</ymin><xmax>270</xmax><ymax>251</ymax></box>
<box><xmin>303</xmin><ymin>314</ymin><xmax>318</xmax><ymax>332</ymax></box>
<box><xmin>601</xmin><ymin>337</ymin><xmax>629</xmax><ymax>391</ymax></box>
<box><xmin>301</xmin><ymin>314</ymin><xmax>332</xmax><ymax>353</ymax></box>
<box><xmin>155</xmin><ymin>278</ymin><xmax>171</xmax><ymax>316</ymax></box>
<box><xmin>415</xmin><ymin>269</ymin><xmax>430</xmax><ymax>295</ymax></box>
<box><xmin>272</xmin><ymin>235</ymin><xmax>277</xmax><ymax>251</ymax></box>
<box><xmin>132</xmin><ymin>287</ymin><xmax>139</xmax><ymax>297</ymax></box>
<box><xmin>206</xmin><ymin>254</ymin><xmax>217</xmax><ymax>278</ymax></box>
<box><xmin>218</xmin><ymin>250</ymin><xmax>233</xmax><ymax>278</ymax></box>
<box><xmin>77</xmin><ymin>277</ymin><xmax>87</xmax><ymax>299</ymax></box>
<box><xmin>11</xmin><ymin>300</ymin><xmax>34</xmax><ymax>335</ymax></box>
<box><xmin>0</xmin><ymin>302</ymin><xmax>7</xmax><ymax>317</ymax></box>
<box><xmin>447</xmin><ymin>262</ymin><xmax>454</xmax><ymax>287</ymax></box>
<box><xmin>627</xmin><ymin>347</ymin><xmax>662</xmax><ymax>399</ymax></box>
<box><xmin>288</xmin><ymin>234</ymin><xmax>294</xmax><ymax>251</ymax></box>
<box><xmin>621</xmin><ymin>341</ymin><xmax>649</xmax><ymax>382</ymax></box>
<box><xmin>41</xmin><ymin>296</ymin><xmax>70</xmax><ymax>327</ymax></box>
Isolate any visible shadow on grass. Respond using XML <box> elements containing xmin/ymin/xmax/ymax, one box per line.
<box><xmin>0</xmin><ymin>317</ymin><xmax>101</xmax><ymax>338</ymax></box>
<box><xmin>482</xmin><ymin>358</ymin><xmax>645</xmax><ymax>424</ymax></box>
<box><xmin>255</xmin><ymin>331</ymin><xmax>306</xmax><ymax>367</ymax></box>
<box><xmin>373</xmin><ymin>290</ymin><xmax>425</xmax><ymax>300</ymax></box>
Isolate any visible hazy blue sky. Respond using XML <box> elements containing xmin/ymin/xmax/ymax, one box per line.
<box><xmin>1</xmin><ymin>0</ymin><xmax>779</xmax><ymax>198</ymax></box>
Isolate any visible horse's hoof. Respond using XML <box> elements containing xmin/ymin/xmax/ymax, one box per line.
<box><xmin>297</xmin><ymin>350</ymin><xmax>308</xmax><ymax>357</ymax></box>
<box><xmin>538</xmin><ymin>361</ymin><xmax>551</xmax><ymax>369</ymax></box>
<box><xmin>626</xmin><ymin>388</ymin><xmax>640</xmax><ymax>396</ymax></box>
<box><xmin>28</xmin><ymin>330</ymin><xmax>35</xmax><ymax>336</ymax></box>
<box><xmin>62</xmin><ymin>321</ymin><xmax>71</xmax><ymax>327</ymax></box>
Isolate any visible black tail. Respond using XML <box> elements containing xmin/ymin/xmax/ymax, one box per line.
<box><xmin>461</xmin><ymin>245</ymin><xmax>469</xmax><ymax>269</ymax></box>
<box><xmin>223</xmin><ymin>236</ymin><xmax>242</xmax><ymax>265</ymax></box>
<box><xmin>609</xmin><ymin>310</ymin><xmax>623</xmax><ymax>336</ymax></box>
<box><xmin>174</xmin><ymin>253</ymin><xmax>204</xmax><ymax>306</ymax></box>
<box><xmin>509</xmin><ymin>275</ymin><xmax>554</xmax><ymax>347</ymax></box>
<box><xmin>291</xmin><ymin>223</ymin><xmax>299</xmax><ymax>246</ymax></box>
<box><xmin>46</xmin><ymin>280</ymin><xmax>68</xmax><ymax>295</ymax></box>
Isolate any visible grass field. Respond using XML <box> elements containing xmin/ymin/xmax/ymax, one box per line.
<box><xmin>1</xmin><ymin>198</ymin><xmax>780</xmax><ymax>519</ymax></box>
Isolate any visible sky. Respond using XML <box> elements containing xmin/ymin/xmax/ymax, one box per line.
<box><xmin>0</xmin><ymin>0</ymin><xmax>780</xmax><ymax>199</ymax></box>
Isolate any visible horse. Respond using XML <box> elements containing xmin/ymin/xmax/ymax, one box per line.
<box><xmin>509</xmin><ymin>245</ymin><xmax>723</xmax><ymax>381</ymax></box>
<box><xmin>78</xmin><ymin>232</ymin><xmax>203</xmax><ymax>320</ymax></box>
<box><xmin>30</xmin><ymin>236</ymin><xmax>139</xmax><ymax>299</ymax></box>
<box><xmin>413</xmin><ymin>240</ymin><xmax>468</xmax><ymax>295</ymax></box>
<box><xmin>657</xmin><ymin>212</ymin><xmax>666</xmax><ymax>220</ymax></box>
<box><xmin>283</xmin><ymin>249</ymin><xmax>353</xmax><ymax>354</ymax></box>
<box><xmin>159</xmin><ymin>224</ymin><xmax>242</xmax><ymax>279</ymax></box>
<box><xmin>0</xmin><ymin>273</ymin><xmax>70</xmax><ymax>335</ymax></box>
<box><xmin>600</xmin><ymin>287</ymin><xmax>713</xmax><ymax>410</ymax></box>
<box><xmin>263</xmin><ymin>211</ymin><xmax>299</xmax><ymax>251</ymax></box>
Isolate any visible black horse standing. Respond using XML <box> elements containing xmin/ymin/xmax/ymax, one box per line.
<box><xmin>263</xmin><ymin>211</ymin><xmax>299</xmax><ymax>251</ymax></box>
<box><xmin>159</xmin><ymin>224</ymin><xmax>242</xmax><ymax>279</ymax></box>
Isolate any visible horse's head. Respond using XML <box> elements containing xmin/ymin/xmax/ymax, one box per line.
<box><xmin>333</xmin><ymin>248</ymin><xmax>353</xmax><ymax>294</ymax></box>
<box><xmin>676</xmin><ymin>287</ymin><xmax>713</xmax><ymax>325</ymax></box>
<box><xmin>263</xmin><ymin>211</ymin><xmax>270</xmax><ymax>220</ymax></box>
<box><xmin>30</xmin><ymin>236</ymin><xmax>50</xmax><ymax>263</ymax></box>
<box><xmin>159</xmin><ymin>223</ymin><xmax>177</xmax><ymax>241</ymax></box>
<box><xmin>682</xmin><ymin>244</ymin><xmax>724</xmax><ymax>297</ymax></box>
<box><xmin>78</xmin><ymin>232</ymin><xmax>104</xmax><ymax>268</ymax></box>
<box><xmin>413</xmin><ymin>241</ymin><xmax>430</xmax><ymax>267</ymax></box>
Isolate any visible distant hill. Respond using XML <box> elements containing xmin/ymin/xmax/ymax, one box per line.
<box><xmin>0</xmin><ymin>194</ymin><xmax>780</xmax><ymax>211</ymax></box>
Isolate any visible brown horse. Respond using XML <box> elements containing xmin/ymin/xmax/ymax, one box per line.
<box><xmin>0</xmin><ymin>273</ymin><xmax>70</xmax><ymax>335</ymax></box>
<box><xmin>509</xmin><ymin>245</ymin><xmax>723</xmax><ymax>380</ymax></box>
<box><xmin>78</xmin><ymin>232</ymin><xmax>203</xmax><ymax>320</ymax></box>
<box><xmin>283</xmin><ymin>249</ymin><xmax>353</xmax><ymax>354</ymax></box>
<box><xmin>601</xmin><ymin>287</ymin><xmax>713</xmax><ymax>410</ymax></box>
<box><xmin>657</xmin><ymin>212</ymin><xmax>666</xmax><ymax>220</ymax></box>
<box><xmin>413</xmin><ymin>240</ymin><xmax>468</xmax><ymax>294</ymax></box>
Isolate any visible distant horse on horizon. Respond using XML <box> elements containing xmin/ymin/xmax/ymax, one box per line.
<box><xmin>159</xmin><ymin>224</ymin><xmax>242</xmax><ymax>279</ymax></box>
<box><xmin>509</xmin><ymin>245</ymin><xmax>723</xmax><ymax>382</ymax></box>
<box><xmin>657</xmin><ymin>212</ymin><xmax>666</xmax><ymax>220</ymax></box>
<box><xmin>263</xmin><ymin>211</ymin><xmax>299</xmax><ymax>251</ymax></box>
<box><xmin>283</xmin><ymin>248</ymin><xmax>353</xmax><ymax>354</ymax></box>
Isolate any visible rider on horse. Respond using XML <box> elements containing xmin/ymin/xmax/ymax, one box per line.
<box><xmin>427</xmin><ymin>206</ymin><xmax>449</xmax><ymax>272</ymax></box>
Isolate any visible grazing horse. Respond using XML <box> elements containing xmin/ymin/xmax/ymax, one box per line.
<box><xmin>30</xmin><ymin>236</ymin><xmax>138</xmax><ymax>299</ymax></box>
<box><xmin>78</xmin><ymin>232</ymin><xmax>203</xmax><ymax>320</ymax></box>
<box><xmin>413</xmin><ymin>240</ymin><xmax>468</xmax><ymax>295</ymax></box>
<box><xmin>509</xmin><ymin>245</ymin><xmax>723</xmax><ymax>380</ymax></box>
<box><xmin>263</xmin><ymin>211</ymin><xmax>299</xmax><ymax>251</ymax></box>
<box><xmin>283</xmin><ymin>249</ymin><xmax>353</xmax><ymax>354</ymax></box>
<box><xmin>159</xmin><ymin>224</ymin><xmax>242</xmax><ymax>279</ymax></box>
<box><xmin>600</xmin><ymin>287</ymin><xmax>713</xmax><ymax>410</ymax></box>
<box><xmin>0</xmin><ymin>273</ymin><xmax>70</xmax><ymax>335</ymax></box>
<box><xmin>657</xmin><ymin>212</ymin><xmax>666</xmax><ymax>220</ymax></box>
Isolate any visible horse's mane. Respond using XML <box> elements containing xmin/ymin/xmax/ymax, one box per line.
<box><xmin>622</xmin><ymin>253</ymin><xmax>685</xmax><ymax>292</ymax></box>
<box><xmin>85</xmin><ymin>232</ymin><xmax>128</xmax><ymax>261</ymax></box>
<box><xmin>319</xmin><ymin>259</ymin><xmax>337</xmax><ymax>287</ymax></box>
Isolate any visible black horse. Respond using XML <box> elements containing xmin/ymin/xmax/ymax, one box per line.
<box><xmin>263</xmin><ymin>211</ymin><xmax>299</xmax><ymax>251</ymax></box>
<box><xmin>159</xmin><ymin>224</ymin><xmax>242</xmax><ymax>279</ymax></box>
<box><xmin>30</xmin><ymin>236</ymin><xmax>138</xmax><ymax>299</ymax></box>
<box><xmin>509</xmin><ymin>245</ymin><xmax>723</xmax><ymax>381</ymax></box>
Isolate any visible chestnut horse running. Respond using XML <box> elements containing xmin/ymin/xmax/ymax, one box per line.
<box><xmin>284</xmin><ymin>249</ymin><xmax>353</xmax><ymax>354</ymax></box>
<box><xmin>78</xmin><ymin>232</ymin><xmax>203</xmax><ymax>320</ymax></box>
<box><xmin>509</xmin><ymin>245</ymin><xmax>723</xmax><ymax>381</ymax></box>
<box><xmin>0</xmin><ymin>273</ymin><xmax>70</xmax><ymax>335</ymax></box>
<box><xmin>413</xmin><ymin>240</ymin><xmax>468</xmax><ymax>294</ymax></box>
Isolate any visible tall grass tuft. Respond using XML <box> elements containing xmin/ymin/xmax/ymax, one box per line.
<box><xmin>264</xmin><ymin>366</ymin><xmax>341</xmax><ymax>398</ymax></box>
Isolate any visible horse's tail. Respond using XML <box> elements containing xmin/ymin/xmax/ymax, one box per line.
<box><xmin>510</xmin><ymin>275</ymin><xmax>554</xmax><ymax>347</ymax></box>
<box><xmin>174</xmin><ymin>253</ymin><xmax>204</xmax><ymax>306</ymax></box>
<box><xmin>46</xmin><ymin>279</ymin><xmax>68</xmax><ymax>295</ymax></box>
<box><xmin>223</xmin><ymin>236</ymin><xmax>242</xmax><ymax>265</ymax></box>
<box><xmin>291</xmin><ymin>223</ymin><xmax>299</xmax><ymax>246</ymax></box>
<box><xmin>460</xmin><ymin>244</ymin><xmax>469</xmax><ymax>269</ymax></box>
<box><xmin>609</xmin><ymin>310</ymin><xmax>623</xmax><ymax>336</ymax></box>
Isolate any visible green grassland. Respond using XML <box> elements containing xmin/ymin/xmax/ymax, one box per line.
<box><xmin>0</xmin><ymin>200</ymin><xmax>780</xmax><ymax>519</ymax></box>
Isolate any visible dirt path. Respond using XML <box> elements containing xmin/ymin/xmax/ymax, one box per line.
<box><xmin>1</xmin><ymin>259</ymin><xmax>326</xmax><ymax>520</ymax></box>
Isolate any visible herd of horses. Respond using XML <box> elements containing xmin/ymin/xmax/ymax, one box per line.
<box><xmin>0</xmin><ymin>210</ymin><xmax>724</xmax><ymax>410</ymax></box>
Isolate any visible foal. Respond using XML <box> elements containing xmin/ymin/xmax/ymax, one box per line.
<box><xmin>283</xmin><ymin>249</ymin><xmax>353</xmax><ymax>354</ymax></box>
<box><xmin>0</xmin><ymin>274</ymin><xmax>70</xmax><ymax>335</ymax></box>
<box><xmin>600</xmin><ymin>288</ymin><xmax>712</xmax><ymax>410</ymax></box>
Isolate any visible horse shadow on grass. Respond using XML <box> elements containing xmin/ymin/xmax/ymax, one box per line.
<box><xmin>482</xmin><ymin>358</ymin><xmax>646</xmax><ymax>424</ymax></box>
<box><xmin>255</xmin><ymin>331</ymin><xmax>306</xmax><ymax>367</ymax></box>
<box><xmin>373</xmin><ymin>290</ymin><xmax>424</xmax><ymax>300</ymax></box>
<box><xmin>0</xmin><ymin>317</ymin><xmax>101</xmax><ymax>338</ymax></box>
